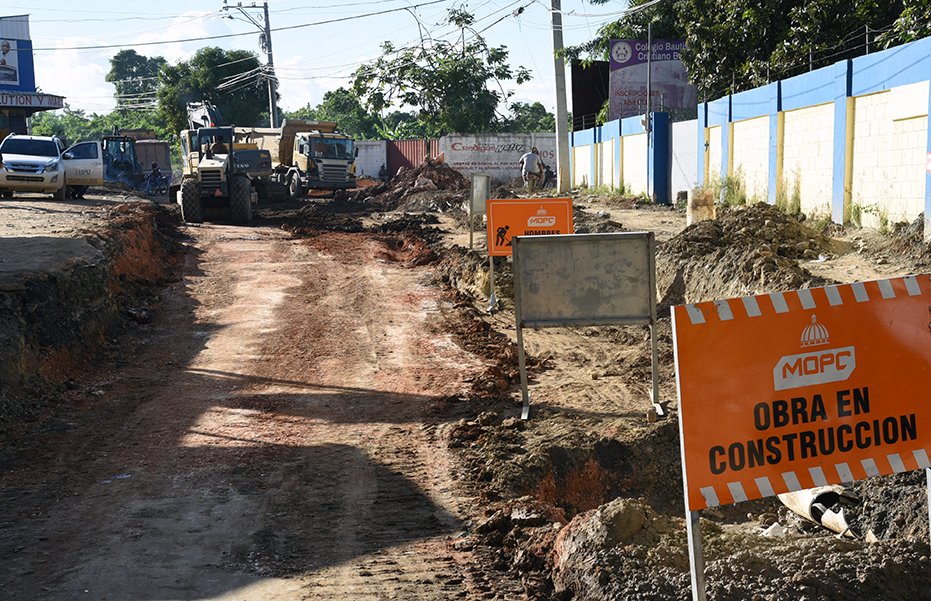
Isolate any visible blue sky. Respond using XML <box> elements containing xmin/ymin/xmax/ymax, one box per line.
<box><xmin>7</xmin><ymin>0</ymin><xmax>631</xmax><ymax>118</ymax></box>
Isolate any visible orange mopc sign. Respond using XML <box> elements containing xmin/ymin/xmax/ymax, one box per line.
<box><xmin>486</xmin><ymin>198</ymin><xmax>573</xmax><ymax>256</ymax></box>
<box><xmin>672</xmin><ymin>275</ymin><xmax>931</xmax><ymax>511</ymax></box>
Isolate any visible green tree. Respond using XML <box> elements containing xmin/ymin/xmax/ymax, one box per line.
<box><xmin>105</xmin><ymin>49</ymin><xmax>167</xmax><ymax>110</ymax></box>
<box><xmin>157</xmin><ymin>47</ymin><xmax>276</xmax><ymax>134</ymax></box>
<box><xmin>351</xmin><ymin>9</ymin><xmax>530</xmax><ymax>134</ymax></box>
<box><xmin>566</xmin><ymin>0</ymin><xmax>908</xmax><ymax>102</ymax></box>
<box><xmin>878</xmin><ymin>1</ymin><xmax>931</xmax><ymax>46</ymax></box>
<box><xmin>377</xmin><ymin>110</ymin><xmax>439</xmax><ymax>140</ymax></box>
<box><xmin>501</xmin><ymin>102</ymin><xmax>556</xmax><ymax>133</ymax></box>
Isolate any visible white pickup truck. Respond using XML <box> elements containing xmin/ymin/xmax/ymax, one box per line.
<box><xmin>0</xmin><ymin>134</ymin><xmax>109</xmax><ymax>200</ymax></box>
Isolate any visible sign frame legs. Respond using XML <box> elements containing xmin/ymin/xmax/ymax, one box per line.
<box><xmin>650</xmin><ymin>322</ymin><xmax>663</xmax><ymax>416</ymax></box>
<box><xmin>686</xmin><ymin>509</ymin><xmax>707</xmax><ymax>601</ymax></box>
<box><xmin>517</xmin><ymin>323</ymin><xmax>530</xmax><ymax>420</ymax></box>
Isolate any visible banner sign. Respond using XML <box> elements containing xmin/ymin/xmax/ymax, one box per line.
<box><xmin>609</xmin><ymin>39</ymin><xmax>697</xmax><ymax>121</ymax></box>
<box><xmin>673</xmin><ymin>276</ymin><xmax>931</xmax><ymax>511</ymax></box>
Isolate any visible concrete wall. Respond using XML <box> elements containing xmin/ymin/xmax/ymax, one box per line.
<box><xmin>572</xmin><ymin>143</ymin><xmax>591</xmax><ymax>187</ymax></box>
<box><xmin>623</xmin><ymin>133</ymin><xmax>648</xmax><ymax>194</ymax></box>
<box><xmin>355</xmin><ymin>140</ymin><xmax>386</xmax><ymax>179</ymax></box>
<box><xmin>851</xmin><ymin>82</ymin><xmax>929</xmax><ymax>226</ymax></box>
<box><xmin>568</xmin><ymin>35</ymin><xmax>931</xmax><ymax>237</ymax></box>
<box><xmin>706</xmin><ymin>125</ymin><xmax>722</xmax><ymax>186</ymax></box>
<box><xmin>783</xmin><ymin>103</ymin><xmax>835</xmax><ymax>215</ymax></box>
<box><xmin>439</xmin><ymin>133</ymin><xmax>556</xmax><ymax>183</ymax></box>
<box><xmin>731</xmin><ymin>116</ymin><xmax>769</xmax><ymax>201</ymax></box>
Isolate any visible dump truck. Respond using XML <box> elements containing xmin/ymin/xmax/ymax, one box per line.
<box><xmin>233</xmin><ymin>119</ymin><xmax>357</xmax><ymax>198</ymax></box>
<box><xmin>176</xmin><ymin>101</ymin><xmax>273</xmax><ymax>224</ymax></box>
<box><xmin>116</xmin><ymin>128</ymin><xmax>172</xmax><ymax>179</ymax></box>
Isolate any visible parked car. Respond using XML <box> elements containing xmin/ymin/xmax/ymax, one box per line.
<box><xmin>0</xmin><ymin>133</ymin><xmax>106</xmax><ymax>200</ymax></box>
<box><xmin>0</xmin><ymin>134</ymin><xmax>69</xmax><ymax>199</ymax></box>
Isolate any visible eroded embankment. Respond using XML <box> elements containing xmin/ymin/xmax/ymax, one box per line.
<box><xmin>0</xmin><ymin>203</ymin><xmax>180</xmax><ymax>439</ymax></box>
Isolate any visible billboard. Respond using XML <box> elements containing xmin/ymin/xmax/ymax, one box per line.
<box><xmin>440</xmin><ymin>134</ymin><xmax>556</xmax><ymax>182</ymax></box>
<box><xmin>0</xmin><ymin>39</ymin><xmax>19</xmax><ymax>85</ymax></box>
<box><xmin>609</xmin><ymin>39</ymin><xmax>697</xmax><ymax>121</ymax></box>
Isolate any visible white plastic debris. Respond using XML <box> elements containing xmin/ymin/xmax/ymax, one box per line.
<box><xmin>762</xmin><ymin>522</ymin><xmax>786</xmax><ymax>537</ymax></box>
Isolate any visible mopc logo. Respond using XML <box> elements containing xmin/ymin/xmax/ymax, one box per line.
<box><xmin>527</xmin><ymin>207</ymin><xmax>556</xmax><ymax>227</ymax></box>
<box><xmin>773</xmin><ymin>315</ymin><xmax>856</xmax><ymax>391</ymax></box>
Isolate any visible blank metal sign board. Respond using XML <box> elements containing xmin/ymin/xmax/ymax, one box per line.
<box><xmin>512</xmin><ymin>231</ymin><xmax>656</xmax><ymax>327</ymax></box>
<box><xmin>512</xmin><ymin>232</ymin><xmax>659</xmax><ymax>419</ymax></box>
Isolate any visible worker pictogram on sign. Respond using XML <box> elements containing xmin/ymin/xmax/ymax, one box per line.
<box><xmin>673</xmin><ymin>275</ymin><xmax>931</xmax><ymax>512</ymax></box>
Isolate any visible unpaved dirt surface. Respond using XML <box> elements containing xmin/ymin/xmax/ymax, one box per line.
<box><xmin>2</xmin><ymin>172</ymin><xmax>931</xmax><ymax>601</ymax></box>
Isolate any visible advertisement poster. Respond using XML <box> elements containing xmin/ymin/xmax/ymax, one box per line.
<box><xmin>608</xmin><ymin>39</ymin><xmax>697</xmax><ymax>121</ymax></box>
<box><xmin>0</xmin><ymin>39</ymin><xmax>19</xmax><ymax>85</ymax></box>
<box><xmin>441</xmin><ymin>134</ymin><xmax>555</xmax><ymax>182</ymax></box>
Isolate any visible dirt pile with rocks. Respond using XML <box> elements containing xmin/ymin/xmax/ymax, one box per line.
<box><xmin>331</xmin><ymin>159</ymin><xmax>472</xmax><ymax>213</ymax></box>
<box><xmin>657</xmin><ymin>202</ymin><xmax>847</xmax><ymax>310</ymax></box>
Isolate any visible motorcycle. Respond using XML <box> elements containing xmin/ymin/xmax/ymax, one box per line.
<box><xmin>522</xmin><ymin>170</ymin><xmax>542</xmax><ymax>193</ymax></box>
<box><xmin>542</xmin><ymin>166</ymin><xmax>556</xmax><ymax>189</ymax></box>
<box><xmin>143</xmin><ymin>169</ymin><xmax>169</xmax><ymax>196</ymax></box>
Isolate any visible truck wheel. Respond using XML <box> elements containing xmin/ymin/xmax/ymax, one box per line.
<box><xmin>53</xmin><ymin>183</ymin><xmax>66</xmax><ymax>201</ymax></box>
<box><xmin>289</xmin><ymin>175</ymin><xmax>304</xmax><ymax>199</ymax></box>
<box><xmin>230</xmin><ymin>175</ymin><xmax>252</xmax><ymax>223</ymax></box>
<box><xmin>180</xmin><ymin>179</ymin><xmax>204</xmax><ymax>223</ymax></box>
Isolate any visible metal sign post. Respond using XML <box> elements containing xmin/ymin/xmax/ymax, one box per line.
<box><xmin>470</xmin><ymin>173</ymin><xmax>491</xmax><ymax>250</ymax></box>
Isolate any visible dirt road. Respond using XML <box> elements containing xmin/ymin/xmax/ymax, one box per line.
<box><xmin>4</xmin><ymin>180</ymin><xmax>931</xmax><ymax>600</ymax></box>
<box><xmin>0</xmin><ymin>219</ymin><xmax>499</xmax><ymax>599</ymax></box>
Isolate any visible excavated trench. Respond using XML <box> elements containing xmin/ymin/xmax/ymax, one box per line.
<box><xmin>0</xmin><ymin>203</ymin><xmax>180</xmax><ymax>439</ymax></box>
<box><xmin>4</xmin><ymin>192</ymin><xmax>931</xmax><ymax>600</ymax></box>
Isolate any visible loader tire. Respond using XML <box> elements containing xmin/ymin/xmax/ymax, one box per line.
<box><xmin>230</xmin><ymin>175</ymin><xmax>252</xmax><ymax>224</ymax></box>
<box><xmin>180</xmin><ymin>179</ymin><xmax>204</xmax><ymax>223</ymax></box>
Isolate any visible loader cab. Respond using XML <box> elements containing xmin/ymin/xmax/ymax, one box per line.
<box><xmin>196</xmin><ymin>127</ymin><xmax>233</xmax><ymax>158</ymax></box>
<box><xmin>102</xmin><ymin>136</ymin><xmax>141</xmax><ymax>178</ymax></box>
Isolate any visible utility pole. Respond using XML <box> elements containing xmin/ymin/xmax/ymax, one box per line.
<box><xmin>646</xmin><ymin>22</ymin><xmax>652</xmax><ymax>199</ymax></box>
<box><xmin>222</xmin><ymin>1</ymin><xmax>278</xmax><ymax>127</ymax></box>
<box><xmin>551</xmin><ymin>0</ymin><xmax>571</xmax><ymax>193</ymax></box>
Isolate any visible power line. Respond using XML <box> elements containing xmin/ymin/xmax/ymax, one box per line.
<box><xmin>28</xmin><ymin>0</ymin><xmax>450</xmax><ymax>53</ymax></box>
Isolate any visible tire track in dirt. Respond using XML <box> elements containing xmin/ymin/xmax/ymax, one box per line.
<box><xmin>0</xmin><ymin>224</ymin><xmax>494</xmax><ymax>600</ymax></box>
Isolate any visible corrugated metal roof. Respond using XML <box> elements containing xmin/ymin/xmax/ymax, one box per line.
<box><xmin>0</xmin><ymin>15</ymin><xmax>30</xmax><ymax>41</ymax></box>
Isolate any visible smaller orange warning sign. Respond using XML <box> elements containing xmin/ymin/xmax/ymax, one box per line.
<box><xmin>486</xmin><ymin>198</ymin><xmax>573</xmax><ymax>256</ymax></box>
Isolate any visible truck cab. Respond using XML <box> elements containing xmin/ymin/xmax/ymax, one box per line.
<box><xmin>286</xmin><ymin>128</ymin><xmax>356</xmax><ymax>197</ymax></box>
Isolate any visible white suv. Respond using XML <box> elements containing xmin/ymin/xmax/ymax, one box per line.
<box><xmin>0</xmin><ymin>134</ymin><xmax>68</xmax><ymax>199</ymax></box>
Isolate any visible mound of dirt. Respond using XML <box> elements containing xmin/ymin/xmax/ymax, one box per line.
<box><xmin>657</xmin><ymin>203</ymin><xmax>844</xmax><ymax>310</ymax></box>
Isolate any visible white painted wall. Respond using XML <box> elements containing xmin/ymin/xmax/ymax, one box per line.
<box><xmin>670</xmin><ymin>119</ymin><xmax>697</xmax><ymax>198</ymax></box>
<box><xmin>852</xmin><ymin>82</ymin><xmax>928</xmax><ymax>225</ymax></box>
<box><xmin>782</xmin><ymin>103</ymin><xmax>834</xmax><ymax>216</ymax></box>
<box><xmin>355</xmin><ymin>140</ymin><xmax>386</xmax><ymax>179</ymax></box>
<box><xmin>732</xmin><ymin>116</ymin><xmax>770</xmax><ymax>202</ymax></box>
<box><xmin>622</xmin><ymin>133</ymin><xmax>648</xmax><ymax>195</ymax></box>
